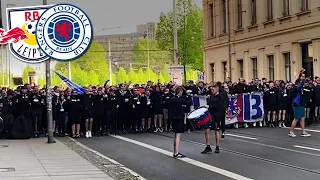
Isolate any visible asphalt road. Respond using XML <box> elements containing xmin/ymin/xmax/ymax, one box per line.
<box><xmin>78</xmin><ymin>125</ymin><xmax>320</xmax><ymax>180</ymax></box>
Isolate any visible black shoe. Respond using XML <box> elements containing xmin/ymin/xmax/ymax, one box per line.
<box><xmin>221</xmin><ymin>133</ymin><xmax>225</xmax><ymax>138</ymax></box>
<box><xmin>173</xmin><ymin>153</ymin><xmax>186</xmax><ymax>158</ymax></box>
<box><xmin>215</xmin><ymin>146</ymin><xmax>220</xmax><ymax>153</ymax></box>
<box><xmin>201</xmin><ymin>146</ymin><xmax>212</xmax><ymax>154</ymax></box>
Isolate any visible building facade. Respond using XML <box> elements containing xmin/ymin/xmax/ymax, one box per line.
<box><xmin>136</xmin><ymin>22</ymin><xmax>157</xmax><ymax>39</ymax></box>
<box><xmin>203</xmin><ymin>0</ymin><xmax>320</xmax><ymax>83</ymax></box>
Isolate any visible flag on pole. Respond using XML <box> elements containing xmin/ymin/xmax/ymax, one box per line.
<box><xmin>54</xmin><ymin>71</ymin><xmax>85</xmax><ymax>94</ymax></box>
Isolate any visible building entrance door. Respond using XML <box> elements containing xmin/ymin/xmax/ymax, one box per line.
<box><xmin>301</xmin><ymin>43</ymin><xmax>314</xmax><ymax>78</ymax></box>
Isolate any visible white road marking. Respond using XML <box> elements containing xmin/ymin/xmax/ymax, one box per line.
<box><xmin>226</xmin><ymin>137</ymin><xmax>320</xmax><ymax>157</ymax></box>
<box><xmin>111</xmin><ymin>135</ymin><xmax>253</xmax><ymax>180</ymax></box>
<box><xmin>226</xmin><ymin>133</ymin><xmax>258</xmax><ymax>140</ymax></box>
<box><xmin>68</xmin><ymin>137</ymin><xmax>147</xmax><ymax>180</ymax></box>
<box><xmin>282</xmin><ymin>127</ymin><xmax>320</xmax><ymax>133</ymax></box>
<box><xmin>294</xmin><ymin>145</ymin><xmax>320</xmax><ymax>152</ymax></box>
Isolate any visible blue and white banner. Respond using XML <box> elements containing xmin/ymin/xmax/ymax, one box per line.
<box><xmin>191</xmin><ymin>92</ymin><xmax>264</xmax><ymax>125</ymax></box>
<box><xmin>54</xmin><ymin>72</ymin><xmax>85</xmax><ymax>94</ymax></box>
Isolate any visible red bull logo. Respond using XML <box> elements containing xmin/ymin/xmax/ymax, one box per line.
<box><xmin>6</xmin><ymin>5</ymin><xmax>53</xmax><ymax>63</ymax></box>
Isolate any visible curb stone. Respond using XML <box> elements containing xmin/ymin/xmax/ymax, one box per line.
<box><xmin>57</xmin><ymin>137</ymin><xmax>145</xmax><ymax>180</ymax></box>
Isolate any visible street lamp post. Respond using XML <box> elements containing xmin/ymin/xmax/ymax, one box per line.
<box><xmin>108</xmin><ymin>40</ymin><xmax>112</xmax><ymax>85</ymax></box>
<box><xmin>7</xmin><ymin>4</ymin><xmax>16</xmax><ymax>87</ymax></box>
<box><xmin>146</xmin><ymin>27</ymin><xmax>150</xmax><ymax>80</ymax></box>
<box><xmin>98</xmin><ymin>26</ymin><xmax>121</xmax><ymax>85</ymax></box>
<box><xmin>43</xmin><ymin>0</ymin><xmax>55</xmax><ymax>144</ymax></box>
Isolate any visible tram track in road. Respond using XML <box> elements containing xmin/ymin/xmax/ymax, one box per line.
<box><xmin>224</xmin><ymin>129</ymin><xmax>320</xmax><ymax>148</ymax></box>
<box><xmin>152</xmin><ymin>132</ymin><xmax>320</xmax><ymax>176</ymax></box>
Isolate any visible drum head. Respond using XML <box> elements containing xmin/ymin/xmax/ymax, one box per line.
<box><xmin>0</xmin><ymin>117</ymin><xmax>4</xmax><ymax>133</ymax></box>
<box><xmin>188</xmin><ymin>107</ymin><xmax>207</xmax><ymax>119</ymax></box>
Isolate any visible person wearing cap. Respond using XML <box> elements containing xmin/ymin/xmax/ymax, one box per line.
<box><xmin>169</xmin><ymin>86</ymin><xmax>192</xmax><ymax>158</ymax></box>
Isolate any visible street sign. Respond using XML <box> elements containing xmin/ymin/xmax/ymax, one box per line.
<box><xmin>169</xmin><ymin>65</ymin><xmax>183</xmax><ymax>85</ymax></box>
<box><xmin>198</xmin><ymin>72</ymin><xmax>204</xmax><ymax>81</ymax></box>
<box><xmin>109</xmin><ymin>55</ymin><xmax>117</xmax><ymax>61</ymax></box>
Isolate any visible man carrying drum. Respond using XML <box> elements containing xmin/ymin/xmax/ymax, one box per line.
<box><xmin>169</xmin><ymin>86</ymin><xmax>192</xmax><ymax>158</ymax></box>
<box><xmin>202</xmin><ymin>83</ymin><xmax>225</xmax><ymax>154</ymax></box>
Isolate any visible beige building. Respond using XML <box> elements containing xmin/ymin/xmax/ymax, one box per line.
<box><xmin>203</xmin><ymin>0</ymin><xmax>320</xmax><ymax>83</ymax></box>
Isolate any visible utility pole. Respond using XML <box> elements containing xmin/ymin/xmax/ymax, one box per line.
<box><xmin>173</xmin><ymin>0</ymin><xmax>178</xmax><ymax>65</ymax></box>
<box><xmin>108</xmin><ymin>40</ymin><xmax>112</xmax><ymax>85</ymax></box>
<box><xmin>146</xmin><ymin>27</ymin><xmax>150</xmax><ymax>80</ymax></box>
<box><xmin>43</xmin><ymin>0</ymin><xmax>55</xmax><ymax>144</ymax></box>
<box><xmin>68</xmin><ymin>61</ymin><xmax>71</xmax><ymax>80</ymax></box>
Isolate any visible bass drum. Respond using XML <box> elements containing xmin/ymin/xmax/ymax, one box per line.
<box><xmin>187</xmin><ymin>107</ymin><xmax>212</xmax><ymax>130</ymax></box>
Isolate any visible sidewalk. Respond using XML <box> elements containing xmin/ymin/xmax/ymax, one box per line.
<box><xmin>0</xmin><ymin>138</ymin><xmax>113</xmax><ymax>180</ymax></box>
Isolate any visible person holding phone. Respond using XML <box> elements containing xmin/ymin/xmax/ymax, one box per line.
<box><xmin>289</xmin><ymin>69</ymin><xmax>311</xmax><ymax>137</ymax></box>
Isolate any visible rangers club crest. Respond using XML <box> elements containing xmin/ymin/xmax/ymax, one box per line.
<box><xmin>36</xmin><ymin>4</ymin><xmax>93</xmax><ymax>61</ymax></box>
<box><xmin>6</xmin><ymin>5</ymin><xmax>52</xmax><ymax>63</ymax></box>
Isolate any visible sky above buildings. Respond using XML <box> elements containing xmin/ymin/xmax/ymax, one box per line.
<box><xmin>1</xmin><ymin>0</ymin><xmax>202</xmax><ymax>76</ymax></box>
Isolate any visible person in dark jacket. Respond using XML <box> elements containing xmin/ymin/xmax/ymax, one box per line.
<box><xmin>217</xmin><ymin>81</ymin><xmax>228</xmax><ymax>138</ymax></box>
<box><xmin>56</xmin><ymin>93</ymin><xmax>67</xmax><ymax>137</ymax></box>
<box><xmin>277</xmin><ymin>81</ymin><xmax>288</xmax><ymax>127</ymax></box>
<box><xmin>201</xmin><ymin>83</ymin><xmax>225</xmax><ymax>154</ymax></box>
<box><xmin>313</xmin><ymin>77</ymin><xmax>320</xmax><ymax>121</ymax></box>
<box><xmin>151</xmin><ymin>86</ymin><xmax>164</xmax><ymax>132</ymax></box>
<box><xmin>83</xmin><ymin>88</ymin><xmax>95</xmax><ymax>138</ymax></box>
<box><xmin>116</xmin><ymin>84</ymin><xmax>132</xmax><ymax>133</ymax></box>
<box><xmin>169</xmin><ymin>86</ymin><xmax>192</xmax><ymax>158</ymax></box>
<box><xmin>289</xmin><ymin>71</ymin><xmax>311</xmax><ymax>137</ymax></box>
<box><xmin>264</xmin><ymin>82</ymin><xmax>278</xmax><ymax>127</ymax></box>
<box><xmin>68</xmin><ymin>91</ymin><xmax>82</xmax><ymax>138</ymax></box>
<box><xmin>140</xmin><ymin>89</ymin><xmax>152</xmax><ymax>131</ymax></box>
<box><xmin>162</xmin><ymin>88</ymin><xmax>173</xmax><ymax>131</ymax></box>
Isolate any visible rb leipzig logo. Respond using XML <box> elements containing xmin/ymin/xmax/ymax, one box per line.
<box><xmin>6</xmin><ymin>5</ymin><xmax>52</xmax><ymax>63</ymax></box>
<box><xmin>36</xmin><ymin>4</ymin><xmax>93</xmax><ymax>61</ymax></box>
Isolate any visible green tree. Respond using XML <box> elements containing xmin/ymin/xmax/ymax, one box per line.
<box><xmin>116</xmin><ymin>67</ymin><xmax>129</xmax><ymax>84</ymax></box>
<box><xmin>37</xmin><ymin>76</ymin><xmax>46</xmax><ymax>87</ymax></box>
<box><xmin>112</xmin><ymin>73</ymin><xmax>117</xmax><ymax>85</ymax></box>
<box><xmin>128</xmin><ymin>67</ymin><xmax>138</xmax><ymax>83</ymax></box>
<box><xmin>186</xmin><ymin>68</ymin><xmax>198</xmax><ymax>82</ymax></box>
<box><xmin>158</xmin><ymin>72</ymin><xmax>165</xmax><ymax>83</ymax></box>
<box><xmin>132</xmin><ymin>39</ymin><xmax>171</xmax><ymax>67</ymax></box>
<box><xmin>88</xmin><ymin>70</ymin><xmax>99</xmax><ymax>86</ymax></box>
<box><xmin>70</xmin><ymin>65</ymin><xmax>88</xmax><ymax>86</ymax></box>
<box><xmin>137</xmin><ymin>68</ymin><xmax>147</xmax><ymax>84</ymax></box>
<box><xmin>156</xmin><ymin>0</ymin><xmax>203</xmax><ymax>70</ymax></box>
<box><xmin>22</xmin><ymin>65</ymin><xmax>35</xmax><ymax>84</ymax></box>
<box><xmin>161</xmin><ymin>64</ymin><xmax>171</xmax><ymax>82</ymax></box>
<box><xmin>54</xmin><ymin>41</ymin><xmax>109</xmax><ymax>85</ymax></box>
<box><xmin>146</xmin><ymin>68</ymin><xmax>158</xmax><ymax>82</ymax></box>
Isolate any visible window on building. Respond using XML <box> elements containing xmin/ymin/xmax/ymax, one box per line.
<box><xmin>283</xmin><ymin>0</ymin><xmax>290</xmax><ymax>16</ymax></box>
<box><xmin>284</xmin><ymin>53</ymin><xmax>291</xmax><ymax>81</ymax></box>
<box><xmin>210</xmin><ymin>63</ymin><xmax>215</xmax><ymax>82</ymax></box>
<box><xmin>237</xmin><ymin>0</ymin><xmax>243</xmax><ymax>28</ymax></box>
<box><xmin>237</xmin><ymin>60</ymin><xmax>244</xmax><ymax>78</ymax></box>
<box><xmin>267</xmin><ymin>0</ymin><xmax>273</xmax><ymax>21</ymax></box>
<box><xmin>251</xmin><ymin>0</ymin><xmax>257</xmax><ymax>25</ymax></box>
<box><xmin>222</xmin><ymin>62</ymin><xmax>227</xmax><ymax>81</ymax></box>
<box><xmin>301</xmin><ymin>0</ymin><xmax>309</xmax><ymax>12</ymax></box>
<box><xmin>208</xmin><ymin>3</ymin><xmax>214</xmax><ymax>37</ymax></box>
<box><xmin>268</xmin><ymin>55</ymin><xmax>275</xmax><ymax>81</ymax></box>
<box><xmin>252</xmin><ymin>58</ymin><xmax>258</xmax><ymax>79</ymax></box>
<box><xmin>222</xmin><ymin>0</ymin><xmax>227</xmax><ymax>33</ymax></box>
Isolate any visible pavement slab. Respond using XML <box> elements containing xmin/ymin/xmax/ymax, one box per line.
<box><xmin>0</xmin><ymin>138</ymin><xmax>114</xmax><ymax>180</ymax></box>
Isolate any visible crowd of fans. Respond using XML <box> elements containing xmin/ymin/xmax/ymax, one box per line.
<box><xmin>0</xmin><ymin>75</ymin><xmax>319</xmax><ymax>139</ymax></box>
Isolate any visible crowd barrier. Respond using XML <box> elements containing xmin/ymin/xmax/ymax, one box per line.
<box><xmin>191</xmin><ymin>92</ymin><xmax>264</xmax><ymax>125</ymax></box>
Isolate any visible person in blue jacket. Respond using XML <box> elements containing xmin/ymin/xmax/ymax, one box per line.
<box><xmin>288</xmin><ymin>69</ymin><xmax>311</xmax><ymax>137</ymax></box>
